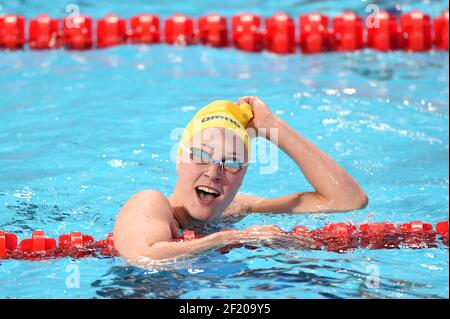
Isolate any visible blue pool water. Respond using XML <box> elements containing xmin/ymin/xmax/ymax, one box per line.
<box><xmin>0</xmin><ymin>0</ymin><xmax>448</xmax><ymax>298</ymax></box>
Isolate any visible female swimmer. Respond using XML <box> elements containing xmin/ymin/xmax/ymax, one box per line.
<box><xmin>113</xmin><ymin>96</ymin><xmax>368</xmax><ymax>261</ymax></box>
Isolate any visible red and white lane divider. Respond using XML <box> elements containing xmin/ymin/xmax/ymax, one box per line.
<box><xmin>0</xmin><ymin>220</ymin><xmax>448</xmax><ymax>260</ymax></box>
<box><xmin>0</xmin><ymin>10</ymin><xmax>448</xmax><ymax>53</ymax></box>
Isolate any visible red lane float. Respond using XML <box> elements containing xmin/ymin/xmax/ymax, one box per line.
<box><xmin>292</xmin><ymin>226</ymin><xmax>322</xmax><ymax>249</ymax></box>
<box><xmin>29</xmin><ymin>14</ymin><xmax>61</xmax><ymax>49</ymax></box>
<box><xmin>0</xmin><ymin>220</ymin><xmax>448</xmax><ymax>261</ymax></box>
<box><xmin>92</xmin><ymin>232</ymin><xmax>118</xmax><ymax>257</ymax></box>
<box><xmin>0</xmin><ymin>231</ymin><xmax>17</xmax><ymax>259</ymax></box>
<box><xmin>1</xmin><ymin>10</ymin><xmax>449</xmax><ymax>53</ymax></box>
<box><xmin>359</xmin><ymin>222</ymin><xmax>399</xmax><ymax>249</ymax></box>
<box><xmin>434</xmin><ymin>10</ymin><xmax>449</xmax><ymax>50</ymax></box>
<box><xmin>172</xmin><ymin>230</ymin><xmax>198</xmax><ymax>242</ymax></box>
<box><xmin>129</xmin><ymin>14</ymin><xmax>160</xmax><ymax>44</ymax></box>
<box><xmin>59</xmin><ymin>232</ymin><xmax>95</xmax><ymax>258</ymax></box>
<box><xmin>62</xmin><ymin>15</ymin><xmax>93</xmax><ymax>50</ymax></box>
<box><xmin>320</xmin><ymin>222</ymin><xmax>358</xmax><ymax>252</ymax></box>
<box><xmin>0</xmin><ymin>14</ymin><xmax>25</xmax><ymax>49</ymax></box>
<box><xmin>231</xmin><ymin>13</ymin><xmax>264</xmax><ymax>52</ymax></box>
<box><xmin>299</xmin><ymin>13</ymin><xmax>334</xmax><ymax>54</ymax></box>
<box><xmin>97</xmin><ymin>14</ymin><xmax>126</xmax><ymax>48</ymax></box>
<box><xmin>333</xmin><ymin>11</ymin><xmax>364</xmax><ymax>51</ymax></box>
<box><xmin>181</xmin><ymin>230</ymin><xmax>196</xmax><ymax>241</ymax></box>
<box><xmin>265</xmin><ymin>12</ymin><xmax>296</xmax><ymax>54</ymax></box>
<box><xmin>366</xmin><ymin>10</ymin><xmax>402</xmax><ymax>51</ymax></box>
<box><xmin>18</xmin><ymin>230</ymin><xmax>57</xmax><ymax>259</ymax></box>
<box><xmin>164</xmin><ymin>14</ymin><xmax>196</xmax><ymax>45</ymax></box>
<box><xmin>397</xmin><ymin>221</ymin><xmax>435</xmax><ymax>248</ymax></box>
<box><xmin>401</xmin><ymin>10</ymin><xmax>432</xmax><ymax>52</ymax></box>
<box><xmin>436</xmin><ymin>221</ymin><xmax>449</xmax><ymax>246</ymax></box>
<box><xmin>198</xmin><ymin>14</ymin><xmax>228</xmax><ymax>47</ymax></box>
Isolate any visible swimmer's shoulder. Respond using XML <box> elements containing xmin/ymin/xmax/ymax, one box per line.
<box><xmin>133</xmin><ymin>189</ymin><xmax>170</xmax><ymax>205</ymax></box>
<box><xmin>114</xmin><ymin>190</ymin><xmax>176</xmax><ymax>260</ymax></box>
<box><xmin>129</xmin><ymin>189</ymin><xmax>170</xmax><ymax>210</ymax></box>
<box><xmin>116</xmin><ymin>189</ymin><xmax>173</xmax><ymax>222</ymax></box>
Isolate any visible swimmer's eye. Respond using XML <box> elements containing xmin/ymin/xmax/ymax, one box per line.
<box><xmin>190</xmin><ymin>147</ymin><xmax>211</xmax><ymax>164</ymax></box>
<box><xmin>223</xmin><ymin>160</ymin><xmax>244</xmax><ymax>173</ymax></box>
<box><xmin>189</xmin><ymin>147</ymin><xmax>247</xmax><ymax>173</ymax></box>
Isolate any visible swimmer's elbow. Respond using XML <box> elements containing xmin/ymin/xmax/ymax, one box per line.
<box><xmin>358</xmin><ymin>193</ymin><xmax>369</xmax><ymax>209</ymax></box>
<box><xmin>339</xmin><ymin>191</ymin><xmax>368</xmax><ymax>212</ymax></box>
<box><xmin>123</xmin><ymin>241</ymin><xmax>188</xmax><ymax>263</ymax></box>
<box><xmin>140</xmin><ymin>243</ymin><xmax>174</xmax><ymax>261</ymax></box>
<box><xmin>118</xmin><ymin>243</ymin><xmax>170</xmax><ymax>263</ymax></box>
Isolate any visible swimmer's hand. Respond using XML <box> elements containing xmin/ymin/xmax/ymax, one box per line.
<box><xmin>242</xmin><ymin>225</ymin><xmax>317</xmax><ymax>249</ymax></box>
<box><xmin>243</xmin><ymin>225</ymin><xmax>285</xmax><ymax>238</ymax></box>
<box><xmin>236</xmin><ymin>96</ymin><xmax>278</xmax><ymax>139</ymax></box>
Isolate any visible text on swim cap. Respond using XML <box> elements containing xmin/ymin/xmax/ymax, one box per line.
<box><xmin>201</xmin><ymin>115</ymin><xmax>241</xmax><ymax>128</ymax></box>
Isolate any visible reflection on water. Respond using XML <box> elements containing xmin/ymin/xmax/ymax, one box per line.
<box><xmin>92</xmin><ymin>248</ymin><xmax>445</xmax><ymax>298</ymax></box>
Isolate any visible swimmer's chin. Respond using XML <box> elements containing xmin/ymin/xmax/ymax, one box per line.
<box><xmin>189</xmin><ymin>202</ymin><xmax>223</xmax><ymax>223</ymax></box>
<box><xmin>190</xmin><ymin>211</ymin><xmax>222</xmax><ymax>224</ymax></box>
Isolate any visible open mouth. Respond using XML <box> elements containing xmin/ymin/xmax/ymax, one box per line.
<box><xmin>195</xmin><ymin>185</ymin><xmax>220</xmax><ymax>201</ymax></box>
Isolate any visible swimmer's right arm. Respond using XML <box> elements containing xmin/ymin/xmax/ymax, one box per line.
<box><xmin>114</xmin><ymin>190</ymin><xmax>291</xmax><ymax>262</ymax></box>
<box><xmin>141</xmin><ymin>225</ymin><xmax>296</xmax><ymax>262</ymax></box>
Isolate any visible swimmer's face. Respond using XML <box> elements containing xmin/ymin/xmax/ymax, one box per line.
<box><xmin>176</xmin><ymin>127</ymin><xmax>248</xmax><ymax>222</ymax></box>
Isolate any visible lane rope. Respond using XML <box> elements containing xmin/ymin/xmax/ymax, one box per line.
<box><xmin>0</xmin><ymin>10</ymin><xmax>448</xmax><ymax>53</ymax></box>
<box><xmin>0</xmin><ymin>220</ymin><xmax>448</xmax><ymax>260</ymax></box>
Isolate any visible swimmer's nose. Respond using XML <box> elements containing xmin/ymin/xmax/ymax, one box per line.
<box><xmin>204</xmin><ymin>162</ymin><xmax>224</xmax><ymax>180</ymax></box>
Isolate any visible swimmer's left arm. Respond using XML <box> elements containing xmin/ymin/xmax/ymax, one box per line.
<box><xmin>232</xmin><ymin>96</ymin><xmax>368</xmax><ymax>214</ymax></box>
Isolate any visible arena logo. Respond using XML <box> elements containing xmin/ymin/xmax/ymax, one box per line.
<box><xmin>201</xmin><ymin>115</ymin><xmax>241</xmax><ymax>128</ymax></box>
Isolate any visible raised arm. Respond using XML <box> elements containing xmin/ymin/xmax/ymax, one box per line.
<box><xmin>114</xmin><ymin>190</ymin><xmax>300</xmax><ymax>262</ymax></box>
<box><xmin>231</xmin><ymin>96</ymin><xmax>368</xmax><ymax>214</ymax></box>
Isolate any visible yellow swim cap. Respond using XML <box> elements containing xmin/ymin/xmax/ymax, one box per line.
<box><xmin>178</xmin><ymin>100</ymin><xmax>254</xmax><ymax>159</ymax></box>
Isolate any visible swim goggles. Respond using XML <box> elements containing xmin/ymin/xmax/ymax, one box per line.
<box><xmin>180</xmin><ymin>144</ymin><xmax>248</xmax><ymax>173</ymax></box>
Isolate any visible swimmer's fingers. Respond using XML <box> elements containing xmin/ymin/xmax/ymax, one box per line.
<box><xmin>244</xmin><ymin>225</ymin><xmax>317</xmax><ymax>244</ymax></box>
<box><xmin>244</xmin><ymin>224</ymin><xmax>283</xmax><ymax>236</ymax></box>
<box><xmin>269</xmin><ymin>232</ymin><xmax>319</xmax><ymax>250</ymax></box>
<box><xmin>236</xmin><ymin>96</ymin><xmax>253</xmax><ymax>106</ymax></box>
<box><xmin>243</xmin><ymin>225</ymin><xmax>296</xmax><ymax>244</ymax></box>
<box><xmin>237</xmin><ymin>96</ymin><xmax>277</xmax><ymax>134</ymax></box>
<box><xmin>241</xmin><ymin>230</ymin><xmax>317</xmax><ymax>251</ymax></box>
<box><xmin>236</xmin><ymin>96</ymin><xmax>266</xmax><ymax>111</ymax></box>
